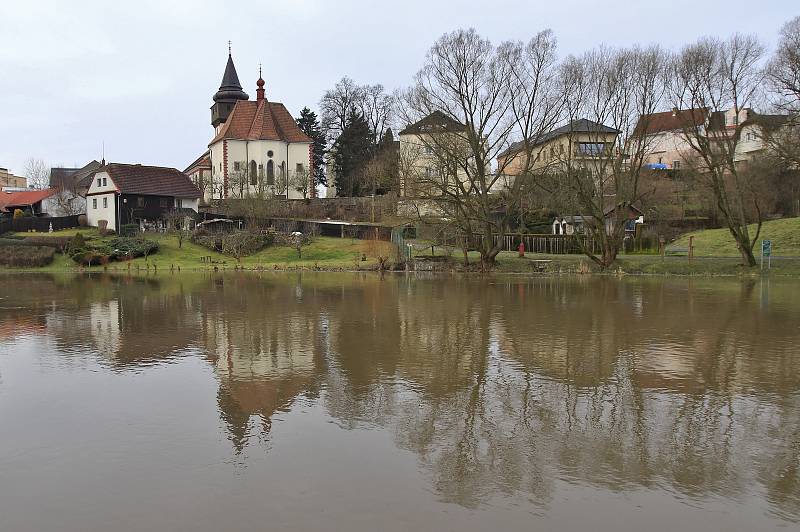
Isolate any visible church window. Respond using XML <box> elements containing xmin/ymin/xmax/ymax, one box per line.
<box><xmin>258</xmin><ymin>164</ymin><xmax>264</xmax><ymax>178</ymax></box>
<box><xmin>296</xmin><ymin>163</ymin><xmax>304</xmax><ymax>175</ymax></box>
<box><xmin>266</xmin><ymin>160</ymin><xmax>275</xmax><ymax>185</ymax></box>
<box><xmin>234</xmin><ymin>162</ymin><xmax>241</xmax><ymax>172</ymax></box>
<box><xmin>249</xmin><ymin>161</ymin><xmax>257</xmax><ymax>186</ymax></box>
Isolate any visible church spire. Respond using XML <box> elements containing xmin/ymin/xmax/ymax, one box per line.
<box><xmin>256</xmin><ymin>63</ymin><xmax>265</xmax><ymax>102</ymax></box>
<box><xmin>214</xmin><ymin>44</ymin><xmax>249</xmax><ymax>103</ymax></box>
<box><xmin>211</xmin><ymin>43</ymin><xmax>249</xmax><ymax>128</ymax></box>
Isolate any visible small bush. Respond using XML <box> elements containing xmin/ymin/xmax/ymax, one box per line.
<box><xmin>0</xmin><ymin>244</ymin><xmax>55</xmax><ymax>267</ymax></box>
<box><xmin>192</xmin><ymin>229</ymin><xmax>271</xmax><ymax>257</ymax></box>
<box><xmin>13</xmin><ymin>209</ymin><xmax>24</xmax><ymax>219</ymax></box>
<box><xmin>107</xmin><ymin>237</ymin><xmax>159</xmax><ymax>259</ymax></box>
<box><xmin>22</xmin><ymin>235</ymin><xmax>75</xmax><ymax>252</ymax></box>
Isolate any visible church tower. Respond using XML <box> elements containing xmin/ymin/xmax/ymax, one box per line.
<box><xmin>211</xmin><ymin>45</ymin><xmax>249</xmax><ymax>130</ymax></box>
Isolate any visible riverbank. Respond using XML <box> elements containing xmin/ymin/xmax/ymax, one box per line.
<box><xmin>2</xmin><ymin>228</ymin><xmax>799</xmax><ymax>276</ymax></box>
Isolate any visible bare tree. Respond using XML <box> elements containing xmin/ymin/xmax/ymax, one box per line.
<box><xmin>400</xmin><ymin>28</ymin><xmax>562</xmax><ymax>269</ymax></box>
<box><xmin>552</xmin><ymin>45</ymin><xmax>666</xmax><ymax>268</ymax></box>
<box><xmin>320</xmin><ymin>76</ymin><xmax>366</xmax><ymax>138</ymax></box>
<box><xmin>274</xmin><ymin>163</ymin><xmax>289</xmax><ymax>197</ymax></box>
<box><xmin>228</xmin><ymin>161</ymin><xmax>251</xmax><ymax>198</ymax></box>
<box><xmin>361</xmin><ymin>84</ymin><xmax>394</xmax><ymax>142</ymax></box>
<box><xmin>765</xmin><ymin>16</ymin><xmax>800</xmax><ymax>170</ymax></box>
<box><xmin>163</xmin><ymin>208</ymin><xmax>190</xmax><ymax>248</ymax></box>
<box><xmin>291</xmin><ymin>168</ymin><xmax>312</xmax><ymax>199</ymax></box>
<box><xmin>667</xmin><ymin>34</ymin><xmax>766</xmax><ymax>266</ymax></box>
<box><xmin>24</xmin><ymin>158</ymin><xmax>49</xmax><ymax>189</ymax></box>
<box><xmin>767</xmin><ymin>16</ymin><xmax>800</xmax><ymax>112</ymax></box>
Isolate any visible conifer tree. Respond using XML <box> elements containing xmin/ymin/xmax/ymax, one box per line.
<box><xmin>333</xmin><ymin>109</ymin><xmax>374</xmax><ymax>197</ymax></box>
<box><xmin>296</xmin><ymin>107</ymin><xmax>327</xmax><ymax>187</ymax></box>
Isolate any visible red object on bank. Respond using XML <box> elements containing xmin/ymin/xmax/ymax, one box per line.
<box><xmin>518</xmin><ymin>242</ymin><xmax>525</xmax><ymax>257</ymax></box>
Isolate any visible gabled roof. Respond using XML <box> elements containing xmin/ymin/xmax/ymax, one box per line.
<box><xmin>184</xmin><ymin>151</ymin><xmax>211</xmax><ymax>173</ymax></box>
<box><xmin>209</xmin><ymin>100</ymin><xmax>312</xmax><ymax>145</ymax></box>
<box><xmin>740</xmin><ymin>112</ymin><xmax>791</xmax><ymax>132</ymax></box>
<box><xmin>49</xmin><ymin>167</ymin><xmax>80</xmax><ymax>188</ymax></box>
<box><xmin>50</xmin><ymin>160</ymin><xmax>102</xmax><ymax>190</ymax></box>
<box><xmin>399</xmin><ymin>111</ymin><xmax>468</xmax><ymax>135</ymax></box>
<box><xmin>633</xmin><ymin>108</ymin><xmax>708</xmax><ymax>136</ymax></box>
<box><xmin>499</xmin><ymin>119</ymin><xmax>620</xmax><ymax>158</ymax></box>
<box><xmin>0</xmin><ymin>188</ymin><xmax>58</xmax><ymax>212</ymax></box>
<box><xmin>100</xmin><ymin>163</ymin><xmax>201</xmax><ymax>199</ymax></box>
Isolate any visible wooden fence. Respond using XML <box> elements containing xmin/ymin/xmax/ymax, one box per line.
<box><xmin>0</xmin><ymin>215</ymin><xmax>81</xmax><ymax>235</ymax></box>
<box><xmin>492</xmin><ymin>233</ymin><xmax>589</xmax><ymax>254</ymax></box>
<box><xmin>199</xmin><ymin>212</ymin><xmax>394</xmax><ymax>241</ymax></box>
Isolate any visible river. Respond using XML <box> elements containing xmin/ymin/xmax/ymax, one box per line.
<box><xmin>0</xmin><ymin>273</ymin><xmax>798</xmax><ymax>531</ymax></box>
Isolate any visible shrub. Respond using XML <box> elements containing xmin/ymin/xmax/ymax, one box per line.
<box><xmin>192</xmin><ymin>229</ymin><xmax>271</xmax><ymax>258</ymax></box>
<box><xmin>72</xmin><ymin>250</ymin><xmax>110</xmax><ymax>266</ymax></box>
<box><xmin>0</xmin><ymin>244</ymin><xmax>55</xmax><ymax>267</ymax></box>
<box><xmin>107</xmin><ymin>237</ymin><xmax>159</xmax><ymax>259</ymax></box>
<box><xmin>22</xmin><ymin>235</ymin><xmax>75</xmax><ymax>252</ymax></box>
<box><xmin>13</xmin><ymin>209</ymin><xmax>24</xmax><ymax>219</ymax></box>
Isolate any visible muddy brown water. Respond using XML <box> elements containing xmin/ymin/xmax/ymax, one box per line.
<box><xmin>0</xmin><ymin>273</ymin><xmax>798</xmax><ymax>531</ymax></box>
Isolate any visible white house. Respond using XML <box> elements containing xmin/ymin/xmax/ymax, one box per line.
<box><xmin>86</xmin><ymin>163</ymin><xmax>201</xmax><ymax>231</ymax></box>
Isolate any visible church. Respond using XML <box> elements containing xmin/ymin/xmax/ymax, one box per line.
<box><xmin>186</xmin><ymin>49</ymin><xmax>313</xmax><ymax>202</ymax></box>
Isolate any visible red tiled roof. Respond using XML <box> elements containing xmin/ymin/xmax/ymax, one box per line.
<box><xmin>633</xmin><ymin>108</ymin><xmax>708</xmax><ymax>136</ymax></box>
<box><xmin>101</xmin><ymin>163</ymin><xmax>201</xmax><ymax>199</ymax></box>
<box><xmin>184</xmin><ymin>150</ymin><xmax>211</xmax><ymax>173</ymax></box>
<box><xmin>209</xmin><ymin>100</ymin><xmax>312</xmax><ymax>145</ymax></box>
<box><xmin>0</xmin><ymin>188</ymin><xmax>58</xmax><ymax>211</ymax></box>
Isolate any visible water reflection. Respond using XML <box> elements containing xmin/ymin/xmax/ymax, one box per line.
<box><xmin>1</xmin><ymin>273</ymin><xmax>798</xmax><ymax>525</ymax></box>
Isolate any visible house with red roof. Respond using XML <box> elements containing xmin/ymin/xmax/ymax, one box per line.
<box><xmin>632</xmin><ymin>108</ymin><xmax>710</xmax><ymax>170</ymax></box>
<box><xmin>85</xmin><ymin>163</ymin><xmax>201</xmax><ymax>231</ymax></box>
<box><xmin>0</xmin><ymin>188</ymin><xmax>60</xmax><ymax>217</ymax></box>
<box><xmin>196</xmin><ymin>51</ymin><xmax>312</xmax><ymax>202</ymax></box>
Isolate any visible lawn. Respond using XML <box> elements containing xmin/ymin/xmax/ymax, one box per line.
<box><xmin>2</xmin><ymin>230</ymin><xmax>393</xmax><ymax>272</ymax></box>
<box><xmin>4</xmin><ymin>224</ymin><xmax>799</xmax><ymax>276</ymax></box>
<box><xmin>670</xmin><ymin>217</ymin><xmax>800</xmax><ymax>257</ymax></box>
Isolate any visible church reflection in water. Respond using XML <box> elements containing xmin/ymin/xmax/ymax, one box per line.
<box><xmin>7</xmin><ymin>272</ymin><xmax>799</xmax><ymax>518</ymax></box>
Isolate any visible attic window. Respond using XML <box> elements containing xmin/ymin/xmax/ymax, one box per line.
<box><xmin>267</xmin><ymin>150</ymin><xmax>274</xmax><ymax>158</ymax></box>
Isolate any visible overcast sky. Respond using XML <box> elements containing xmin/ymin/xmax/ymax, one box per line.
<box><xmin>0</xmin><ymin>0</ymin><xmax>795</xmax><ymax>176</ymax></box>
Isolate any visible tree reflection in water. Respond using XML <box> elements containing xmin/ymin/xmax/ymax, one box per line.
<box><xmin>3</xmin><ymin>272</ymin><xmax>798</xmax><ymax>521</ymax></box>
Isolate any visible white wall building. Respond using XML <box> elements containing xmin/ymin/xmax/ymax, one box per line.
<box><xmin>86</xmin><ymin>163</ymin><xmax>201</xmax><ymax>231</ymax></box>
<box><xmin>197</xmin><ymin>53</ymin><xmax>312</xmax><ymax>202</ymax></box>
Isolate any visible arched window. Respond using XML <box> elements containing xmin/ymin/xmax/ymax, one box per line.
<box><xmin>249</xmin><ymin>161</ymin><xmax>257</xmax><ymax>186</ymax></box>
<box><xmin>266</xmin><ymin>160</ymin><xmax>274</xmax><ymax>185</ymax></box>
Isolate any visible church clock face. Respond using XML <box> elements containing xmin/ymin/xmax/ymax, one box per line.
<box><xmin>267</xmin><ymin>150</ymin><xmax>274</xmax><ymax>158</ymax></box>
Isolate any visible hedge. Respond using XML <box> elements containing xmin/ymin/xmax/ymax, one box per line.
<box><xmin>0</xmin><ymin>243</ymin><xmax>55</xmax><ymax>267</ymax></box>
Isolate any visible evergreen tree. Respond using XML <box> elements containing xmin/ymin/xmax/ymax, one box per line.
<box><xmin>296</xmin><ymin>107</ymin><xmax>327</xmax><ymax>187</ymax></box>
<box><xmin>333</xmin><ymin>109</ymin><xmax>374</xmax><ymax>197</ymax></box>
